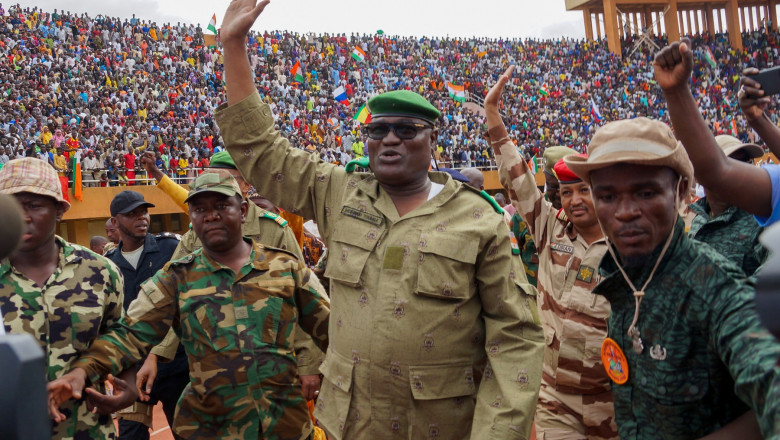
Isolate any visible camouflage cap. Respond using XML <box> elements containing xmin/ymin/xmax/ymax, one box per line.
<box><xmin>184</xmin><ymin>171</ymin><xmax>242</xmax><ymax>203</ymax></box>
<box><xmin>368</xmin><ymin>90</ymin><xmax>441</xmax><ymax>124</ymax></box>
<box><xmin>543</xmin><ymin>146</ymin><xmax>577</xmax><ymax>175</ymax></box>
<box><xmin>714</xmin><ymin>135</ymin><xmax>764</xmax><ymax>159</ymax></box>
<box><xmin>564</xmin><ymin>117</ymin><xmax>693</xmax><ymax>186</ymax></box>
<box><xmin>209</xmin><ymin>151</ymin><xmax>236</xmax><ymax>169</ymax></box>
<box><xmin>0</xmin><ymin>157</ymin><xmax>70</xmax><ymax>209</ymax></box>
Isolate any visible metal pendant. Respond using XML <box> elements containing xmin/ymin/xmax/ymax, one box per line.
<box><xmin>628</xmin><ymin>327</ymin><xmax>644</xmax><ymax>354</ymax></box>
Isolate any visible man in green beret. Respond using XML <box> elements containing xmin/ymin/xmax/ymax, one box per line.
<box><xmin>47</xmin><ymin>173</ymin><xmax>331</xmax><ymax>439</ymax></box>
<box><xmin>214</xmin><ymin>1</ymin><xmax>543</xmax><ymax>439</ymax></box>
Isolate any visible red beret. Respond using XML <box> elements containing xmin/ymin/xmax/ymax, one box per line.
<box><xmin>553</xmin><ymin>154</ymin><xmax>586</xmax><ymax>184</ymax></box>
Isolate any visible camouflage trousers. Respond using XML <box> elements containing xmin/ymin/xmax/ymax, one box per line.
<box><xmin>535</xmin><ymin>381</ymin><xmax>618</xmax><ymax>440</ymax></box>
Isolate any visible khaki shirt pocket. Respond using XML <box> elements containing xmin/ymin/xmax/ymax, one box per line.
<box><xmin>415</xmin><ymin>234</ymin><xmax>478</xmax><ymax>300</ymax></box>
<box><xmin>324</xmin><ymin>227</ymin><xmax>376</xmax><ymax>286</ymax></box>
<box><xmin>316</xmin><ymin>350</ymin><xmax>356</xmax><ymax>436</ymax></box>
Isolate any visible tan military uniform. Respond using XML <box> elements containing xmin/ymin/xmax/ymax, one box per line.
<box><xmin>217</xmin><ymin>93</ymin><xmax>544</xmax><ymax>440</ymax></box>
<box><xmin>493</xmin><ymin>139</ymin><xmax>617</xmax><ymax>440</ymax></box>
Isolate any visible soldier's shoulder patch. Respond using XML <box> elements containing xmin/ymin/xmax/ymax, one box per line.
<box><xmin>555</xmin><ymin>208</ymin><xmax>568</xmax><ymax>222</ymax></box>
<box><xmin>156</xmin><ymin>232</ymin><xmax>181</xmax><ymax>241</ymax></box>
<box><xmin>576</xmin><ymin>264</ymin><xmax>595</xmax><ymax>283</ymax></box>
<box><xmin>261</xmin><ymin>211</ymin><xmax>288</xmax><ymax>228</ymax></box>
<box><xmin>169</xmin><ymin>252</ymin><xmax>196</xmax><ymax>266</ymax></box>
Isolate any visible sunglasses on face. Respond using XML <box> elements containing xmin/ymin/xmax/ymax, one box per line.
<box><xmin>363</xmin><ymin>122</ymin><xmax>434</xmax><ymax>140</ymax></box>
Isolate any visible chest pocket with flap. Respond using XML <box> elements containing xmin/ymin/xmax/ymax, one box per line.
<box><xmin>416</xmin><ymin>233</ymin><xmax>478</xmax><ymax>300</ymax></box>
<box><xmin>324</xmin><ymin>223</ymin><xmax>378</xmax><ymax>286</ymax></box>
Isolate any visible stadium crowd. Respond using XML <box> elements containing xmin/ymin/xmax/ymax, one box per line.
<box><xmin>0</xmin><ymin>3</ymin><xmax>778</xmax><ymax>184</ymax></box>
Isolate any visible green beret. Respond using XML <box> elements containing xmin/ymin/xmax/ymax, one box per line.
<box><xmin>368</xmin><ymin>90</ymin><xmax>441</xmax><ymax>124</ymax></box>
<box><xmin>543</xmin><ymin>146</ymin><xmax>576</xmax><ymax>175</ymax></box>
<box><xmin>209</xmin><ymin>151</ymin><xmax>236</xmax><ymax>169</ymax></box>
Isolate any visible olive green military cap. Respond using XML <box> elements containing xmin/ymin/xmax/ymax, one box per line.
<box><xmin>543</xmin><ymin>146</ymin><xmax>577</xmax><ymax>175</ymax></box>
<box><xmin>185</xmin><ymin>172</ymin><xmax>242</xmax><ymax>203</ymax></box>
<box><xmin>209</xmin><ymin>151</ymin><xmax>237</xmax><ymax>169</ymax></box>
<box><xmin>368</xmin><ymin>90</ymin><xmax>441</xmax><ymax>123</ymax></box>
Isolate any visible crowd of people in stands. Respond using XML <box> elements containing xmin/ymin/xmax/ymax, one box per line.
<box><xmin>0</xmin><ymin>3</ymin><xmax>778</xmax><ymax>185</ymax></box>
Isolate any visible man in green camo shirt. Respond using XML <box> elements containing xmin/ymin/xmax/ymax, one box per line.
<box><xmin>47</xmin><ymin>173</ymin><xmax>330</xmax><ymax>440</ymax></box>
<box><xmin>565</xmin><ymin>114</ymin><xmax>780</xmax><ymax>439</ymax></box>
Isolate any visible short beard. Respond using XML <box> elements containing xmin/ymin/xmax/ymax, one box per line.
<box><xmin>117</xmin><ymin>222</ymin><xmax>145</xmax><ymax>241</ymax></box>
<box><xmin>620</xmin><ymin>253</ymin><xmax>650</xmax><ymax>268</ymax></box>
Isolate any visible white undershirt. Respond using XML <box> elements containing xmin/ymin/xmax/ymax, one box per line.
<box><xmin>427</xmin><ymin>182</ymin><xmax>444</xmax><ymax>201</ymax></box>
<box><xmin>121</xmin><ymin>245</ymin><xmax>144</xmax><ymax>269</ymax></box>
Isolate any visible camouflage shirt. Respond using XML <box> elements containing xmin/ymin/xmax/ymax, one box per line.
<box><xmin>0</xmin><ymin>236</ymin><xmax>124</xmax><ymax>440</ymax></box>
<box><xmin>72</xmin><ymin>240</ymin><xmax>331</xmax><ymax>440</ymax></box>
<box><xmin>595</xmin><ymin>219</ymin><xmax>780</xmax><ymax>439</ymax></box>
<box><xmin>688</xmin><ymin>198</ymin><xmax>767</xmax><ymax>277</ymax></box>
<box><xmin>493</xmin><ymin>139</ymin><xmax>611</xmax><ymax>396</ymax></box>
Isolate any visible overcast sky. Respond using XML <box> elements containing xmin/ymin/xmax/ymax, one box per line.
<box><xmin>11</xmin><ymin>0</ymin><xmax>587</xmax><ymax>39</ymax></box>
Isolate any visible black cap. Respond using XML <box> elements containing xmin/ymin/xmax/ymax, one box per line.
<box><xmin>110</xmin><ymin>190</ymin><xmax>155</xmax><ymax>217</ymax></box>
<box><xmin>438</xmin><ymin>168</ymin><xmax>470</xmax><ymax>183</ymax></box>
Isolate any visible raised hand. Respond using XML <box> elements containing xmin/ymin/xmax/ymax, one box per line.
<box><xmin>220</xmin><ymin>0</ymin><xmax>271</xmax><ymax>45</ymax></box>
<box><xmin>739</xmin><ymin>68</ymin><xmax>771</xmax><ymax>121</ymax></box>
<box><xmin>653</xmin><ymin>39</ymin><xmax>694</xmax><ymax>92</ymax></box>
<box><xmin>484</xmin><ymin>65</ymin><xmax>515</xmax><ymax>111</ymax></box>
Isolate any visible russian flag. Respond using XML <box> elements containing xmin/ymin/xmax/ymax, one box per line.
<box><xmin>334</xmin><ymin>86</ymin><xmax>349</xmax><ymax>105</ymax></box>
<box><xmin>590</xmin><ymin>99</ymin><xmax>603</xmax><ymax>122</ymax></box>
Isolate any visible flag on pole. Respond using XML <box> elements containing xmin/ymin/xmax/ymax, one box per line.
<box><xmin>538</xmin><ymin>85</ymin><xmax>549</xmax><ymax>97</ymax></box>
<box><xmin>447</xmin><ymin>82</ymin><xmax>466</xmax><ymax>102</ymax></box>
<box><xmin>291</xmin><ymin>61</ymin><xmax>304</xmax><ymax>83</ymax></box>
<box><xmin>528</xmin><ymin>155</ymin><xmax>540</xmax><ymax>174</ymax></box>
<box><xmin>351</xmin><ymin>46</ymin><xmax>366</xmax><ymax>62</ymax></box>
<box><xmin>590</xmin><ymin>99</ymin><xmax>603</xmax><ymax>122</ymax></box>
<box><xmin>333</xmin><ymin>86</ymin><xmax>349</xmax><ymax>105</ymax></box>
<box><xmin>702</xmin><ymin>47</ymin><xmax>717</xmax><ymax>69</ymax></box>
<box><xmin>353</xmin><ymin>103</ymin><xmax>372</xmax><ymax>124</ymax></box>
<box><xmin>71</xmin><ymin>152</ymin><xmax>82</xmax><ymax>202</ymax></box>
<box><xmin>731</xmin><ymin>119</ymin><xmax>738</xmax><ymax>136</ymax></box>
<box><xmin>207</xmin><ymin>14</ymin><xmax>218</xmax><ymax>34</ymax></box>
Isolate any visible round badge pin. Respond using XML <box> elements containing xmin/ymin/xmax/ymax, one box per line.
<box><xmin>601</xmin><ymin>338</ymin><xmax>629</xmax><ymax>385</ymax></box>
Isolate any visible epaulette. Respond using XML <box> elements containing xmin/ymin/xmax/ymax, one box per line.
<box><xmin>461</xmin><ymin>185</ymin><xmax>505</xmax><ymax>215</ymax></box>
<box><xmin>156</xmin><ymin>232</ymin><xmax>181</xmax><ymax>241</ymax></box>
<box><xmin>556</xmin><ymin>208</ymin><xmax>568</xmax><ymax>222</ymax></box>
<box><xmin>345</xmin><ymin>156</ymin><xmax>369</xmax><ymax>173</ymax></box>
<box><xmin>263</xmin><ymin>211</ymin><xmax>288</xmax><ymax>227</ymax></box>
<box><xmin>170</xmin><ymin>252</ymin><xmax>196</xmax><ymax>265</ymax></box>
<box><xmin>260</xmin><ymin>244</ymin><xmax>300</xmax><ymax>260</ymax></box>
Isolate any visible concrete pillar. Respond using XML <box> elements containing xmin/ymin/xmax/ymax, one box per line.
<box><xmin>725</xmin><ymin>0</ymin><xmax>744</xmax><ymax>50</ymax></box>
<box><xmin>656</xmin><ymin>11</ymin><xmax>663</xmax><ymax>35</ymax></box>
<box><xmin>643</xmin><ymin>7</ymin><xmax>650</xmax><ymax>33</ymax></box>
<box><xmin>705</xmin><ymin>4</ymin><xmax>715</xmax><ymax>36</ymax></box>
<box><xmin>748</xmin><ymin>6</ymin><xmax>756</xmax><ymax>31</ymax></box>
<box><xmin>740</xmin><ymin>7</ymin><xmax>748</xmax><ymax>31</ymax></box>
<box><xmin>584</xmin><ymin>9</ymin><xmax>594</xmax><ymax>41</ymax></box>
<box><xmin>718</xmin><ymin>8</ymin><xmax>724</xmax><ymax>32</ymax></box>
<box><xmin>666</xmin><ymin>0</ymin><xmax>681</xmax><ymax>42</ymax></box>
<box><xmin>604</xmin><ymin>0</ymin><xmax>622</xmax><ymax>54</ymax></box>
<box><xmin>596</xmin><ymin>12</ymin><xmax>603</xmax><ymax>39</ymax></box>
<box><xmin>770</xmin><ymin>0</ymin><xmax>778</xmax><ymax>31</ymax></box>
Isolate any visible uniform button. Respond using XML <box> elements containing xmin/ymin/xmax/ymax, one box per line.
<box><xmin>640</xmin><ymin>377</ymin><xmax>647</xmax><ymax>386</ymax></box>
<box><xmin>658</xmin><ymin>386</ymin><xmax>666</xmax><ymax>395</ymax></box>
<box><xmin>689</xmin><ymin>385</ymin><xmax>699</xmax><ymax>395</ymax></box>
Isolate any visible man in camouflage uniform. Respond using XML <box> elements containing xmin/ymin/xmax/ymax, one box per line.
<box><xmin>686</xmin><ymin>138</ymin><xmax>767</xmax><ymax>277</ymax></box>
<box><xmin>486</xmin><ymin>68</ymin><xmax>617</xmax><ymax>440</ymax></box>
<box><xmin>216</xmin><ymin>2</ymin><xmax>544</xmax><ymax>438</ymax></box>
<box><xmin>140</xmin><ymin>150</ymin><xmax>326</xmax><ymax>400</ymax></box>
<box><xmin>510</xmin><ymin>146</ymin><xmax>577</xmax><ymax>287</ymax></box>
<box><xmin>47</xmin><ymin>173</ymin><xmax>331</xmax><ymax>440</ymax></box>
<box><xmin>0</xmin><ymin>158</ymin><xmax>133</xmax><ymax>440</ymax></box>
<box><xmin>564</xmin><ymin>111</ymin><xmax>780</xmax><ymax>437</ymax></box>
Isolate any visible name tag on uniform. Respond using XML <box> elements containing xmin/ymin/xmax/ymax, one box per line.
<box><xmin>550</xmin><ymin>242</ymin><xmax>574</xmax><ymax>254</ymax></box>
<box><xmin>341</xmin><ymin>206</ymin><xmax>383</xmax><ymax>226</ymax></box>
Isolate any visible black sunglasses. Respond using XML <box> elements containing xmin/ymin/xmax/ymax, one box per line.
<box><xmin>364</xmin><ymin>122</ymin><xmax>434</xmax><ymax>140</ymax></box>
